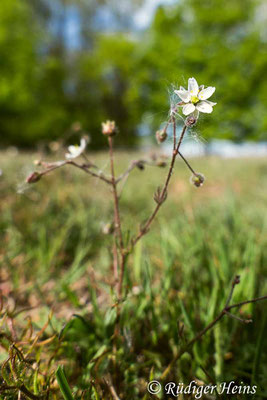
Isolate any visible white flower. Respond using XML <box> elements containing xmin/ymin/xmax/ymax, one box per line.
<box><xmin>175</xmin><ymin>77</ymin><xmax>216</xmax><ymax>117</ymax></box>
<box><xmin>65</xmin><ymin>138</ymin><xmax>87</xmax><ymax>159</ymax></box>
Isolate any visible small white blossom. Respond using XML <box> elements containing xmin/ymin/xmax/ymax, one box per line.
<box><xmin>175</xmin><ymin>77</ymin><xmax>216</xmax><ymax>117</ymax></box>
<box><xmin>65</xmin><ymin>138</ymin><xmax>87</xmax><ymax>159</ymax></box>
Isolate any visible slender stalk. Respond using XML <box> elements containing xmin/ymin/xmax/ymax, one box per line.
<box><xmin>68</xmin><ymin>161</ymin><xmax>112</xmax><ymax>185</ymax></box>
<box><xmin>116</xmin><ymin>160</ymin><xmax>145</xmax><ymax>184</ymax></box>
<box><xmin>36</xmin><ymin>160</ymin><xmax>112</xmax><ymax>185</ymax></box>
<box><xmin>108</xmin><ymin>137</ymin><xmax>124</xmax><ymax>251</ymax></box>
<box><xmin>224</xmin><ymin>275</ymin><xmax>240</xmax><ymax>308</ymax></box>
<box><xmin>112</xmin><ymin>240</ymin><xmax>119</xmax><ymax>286</ymax></box>
<box><xmin>178</xmin><ymin>151</ymin><xmax>197</xmax><ymax>175</ymax></box>
<box><xmin>224</xmin><ymin>311</ymin><xmax>252</xmax><ymax>324</ymax></box>
<box><xmin>117</xmin><ymin>254</ymin><xmax>127</xmax><ymax>299</ymax></box>
<box><xmin>131</xmin><ymin>122</ymin><xmax>187</xmax><ymax>248</ymax></box>
<box><xmin>227</xmin><ymin>295</ymin><xmax>267</xmax><ymax>311</ymax></box>
<box><xmin>108</xmin><ymin>136</ymin><xmax>126</xmax><ymax>348</ymax></box>
<box><xmin>173</xmin><ymin>116</ymin><xmax>176</xmax><ymax>149</ymax></box>
<box><xmin>104</xmin><ymin>376</ymin><xmax>121</xmax><ymax>400</ymax></box>
<box><xmin>160</xmin><ymin>277</ymin><xmax>267</xmax><ymax>380</ymax></box>
<box><xmin>39</xmin><ymin>161</ymin><xmax>67</xmax><ymax>176</ymax></box>
<box><xmin>18</xmin><ymin>385</ymin><xmax>41</xmax><ymax>400</ymax></box>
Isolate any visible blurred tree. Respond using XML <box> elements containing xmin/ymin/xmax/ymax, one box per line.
<box><xmin>134</xmin><ymin>0</ymin><xmax>267</xmax><ymax>141</ymax></box>
<box><xmin>0</xmin><ymin>0</ymin><xmax>40</xmax><ymax>146</ymax></box>
<box><xmin>0</xmin><ymin>0</ymin><xmax>71</xmax><ymax>147</ymax></box>
<box><xmin>0</xmin><ymin>0</ymin><xmax>267</xmax><ymax>148</ymax></box>
<box><xmin>0</xmin><ymin>0</ymin><xmax>143</xmax><ymax>148</ymax></box>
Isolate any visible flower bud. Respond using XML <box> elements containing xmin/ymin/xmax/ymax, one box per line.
<box><xmin>190</xmin><ymin>173</ymin><xmax>205</xmax><ymax>187</ymax></box>
<box><xmin>26</xmin><ymin>171</ymin><xmax>41</xmax><ymax>184</ymax></box>
<box><xmin>102</xmin><ymin>120</ymin><xmax>117</xmax><ymax>137</ymax></box>
<box><xmin>185</xmin><ymin>115</ymin><xmax>198</xmax><ymax>127</ymax></box>
<box><xmin>156</xmin><ymin>129</ymin><xmax>168</xmax><ymax>144</ymax></box>
<box><xmin>102</xmin><ymin>222</ymin><xmax>114</xmax><ymax>235</ymax></box>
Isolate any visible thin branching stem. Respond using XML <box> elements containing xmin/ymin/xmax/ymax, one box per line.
<box><xmin>115</xmin><ymin>160</ymin><xmax>145</xmax><ymax>184</ymax></box>
<box><xmin>131</xmin><ymin>121</ymin><xmax>187</xmax><ymax>248</ymax></box>
<box><xmin>37</xmin><ymin>160</ymin><xmax>112</xmax><ymax>185</ymax></box>
<box><xmin>68</xmin><ymin>161</ymin><xmax>112</xmax><ymax>185</ymax></box>
<box><xmin>178</xmin><ymin>151</ymin><xmax>197</xmax><ymax>175</ymax></box>
<box><xmin>227</xmin><ymin>295</ymin><xmax>267</xmax><ymax>311</ymax></box>
<box><xmin>108</xmin><ymin>137</ymin><xmax>124</xmax><ymax>252</ymax></box>
<box><xmin>160</xmin><ymin>276</ymin><xmax>267</xmax><ymax>380</ymax></box>
<box><xmin>224</xmin><ymin>311</ymin><xmax>252</xmax><ymax>324</ymax></box>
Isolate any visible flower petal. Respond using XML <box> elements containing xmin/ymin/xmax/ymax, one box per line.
<box><xmin>80</xmin><ymin>138</ymin><xmax>87</xmax><ymax>151</ymax></box>
<box><xmin>174</xmin><ymin>88</ymin><xmax>190</xmax><ymax>103</ymax></box>
<box><xmin>66</xmin><ymin>152</ymin><xmax>78</xmax><ymax>159</ymax></box>
<box><xmin>205</xmin><ymin>100</ymin><xmax>217</xmax><ymax>106</ymax></box>
<box><xmin>188</xmin><ymin>77</ymin><xmax>199</xmax><ymax>96</ymax></box>
<box><xmin>192</xmin><ymin>109</ymin><xmax>199</xmax><ymax>119</ymax></box>
<box><xmin>67</xmin><ymin>145</ymin><xmax>77</xmax><ymax>154</ymax></box>
<box><xmin>183</xmin><ymin>103</ymin><xmax>196</xmax><ymax>116</ymax></box>
<box><xmin>198</xmin><ymin>86</ymin><xmax>215</xmax><ymax>100</ymax></box>
<box><xmin>196</xmin><ymin>101</ymin><xmax>213</xmax><ymax>113</ymax></box>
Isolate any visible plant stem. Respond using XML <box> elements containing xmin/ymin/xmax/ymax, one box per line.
<box><xmin>131</xmin><ymin>122</ymin><xmax>187</xmax><ymax>248</ymax></box>
<box><xmin>227</xmin><ymin>295</ymin><xmax>267</xmax><ymax>311</ymax></box>
<box><xmin>108</xmin><ymin>136</ymin><xmax>126</xmax><ymax>347</ymax></box>
<box><xmin>178</xmin><ymin>151</ymin><xmax>197</xmax><ymax>175</ymax></box>
<box><xmin>69</xmin><ymin>161</ymin><xmax>112</xmax><ymax>185</ymax></box>
<box><xmin>108</xmin><ymin>137</ymin><xmax>124</xmax><ymax>252</ymax></box>
<box><xmin>160</xmin><ymin>277</ymin><xmax>267</xmax><ymax>380</ymax></box>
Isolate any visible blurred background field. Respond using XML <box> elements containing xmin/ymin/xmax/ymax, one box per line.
<box><xmin>0</xmin><ymin>150</ymin><xmax>267</xmax><ymax>397</ymax></box>
<box><xmin>1</xmin><ymin>0</ymin><xmax>267</xmax><ymax>398</ymax></box>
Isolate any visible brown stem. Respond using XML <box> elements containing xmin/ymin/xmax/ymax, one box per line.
<box><xmin>117</xmin><ymin>254</ymin><xmax>127</xmax><ymax>300</ymax></box>
<box><xmin>39</xmin><ymin>161</ymin><xmax>67</xmax><ymax>176</ymax></box>
<box><xmin>226</xmin><ymin>295</ymin><xmax>267</xmax><ymax>311</ymax></box>
<box><xmin>107</xmin><ymin>136</ymin><xmax>126</xmax><ymax>339</ymax></box>
<box><xmin>68</xmin><ymin>161</ymin><xmax>112</xmax><ymax>185</ymax></box>
<box><xmin>131</xmin><ymin>122</ymin><xmax>187</xmax><ymax>248</ymax></box>
<box><xmin>112</xmin><ymin>240</ymin><xmax>119</xmax><ymax>286</ymax></box>
<box><xmin>178</xmin><ymin>151</ymin><xmax>197</xmax><ymax>175</ymax></box>
<box><xmin>19</xmin><ymin>385</ymin><xmax>41</xmax><ymax>400</ymax></box>
<box><xmin>224</xmin><ymin>275</ymin><xmax>240</xmax><ymax>308</ymax></box>
<box><xmin>108</xmin><ymin>137</ymin><xmax>124</xmax><ymax>252</ymax></box>
<box><xmin>160</xmin><ymin>276</ymin><xmax>267</xmax><ymax>380</ymax></box>
<box><xmin>224</xmin><ymin>311</ymin><xmax>252</xmax><ymax>324</ymax></box>
<box><xmin>115</xmin><ymin>160</ymin><xmax>145</xmax><ymax>184</ymax></box>
<box><xmin>104</xmin><ymin>376</ymin><xmax>121</xmax><ymax>400</ymax></box>
<box><xmin>37</xmin><ymin>160</ymin><xmax>112</xmax><ymax>185</ymax></box>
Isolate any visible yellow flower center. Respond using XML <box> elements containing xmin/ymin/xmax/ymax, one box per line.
<box><xmin>191</xmin><ymin>95</ymin><xmax>200</xmax><ymax>104</ymax></box>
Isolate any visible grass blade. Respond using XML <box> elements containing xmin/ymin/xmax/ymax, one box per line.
<box><xmin>56</xmin><ymin>366</ymin><xmax>74</xmax><ymax>400</ymax></box>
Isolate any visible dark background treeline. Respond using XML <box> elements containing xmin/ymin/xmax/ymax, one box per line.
<box><xmin>0</xmin><ymin>0</ymin><xmax>267</xmax><ymax>148</ymax></box>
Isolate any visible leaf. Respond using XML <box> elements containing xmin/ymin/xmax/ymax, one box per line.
<box><xmin>55</xmin><ymin>366</ymin><xmax>74</xmax><ymax>400</ymax></box>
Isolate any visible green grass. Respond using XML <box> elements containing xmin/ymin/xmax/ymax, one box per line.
<box><xmin>0</xmin><ymin>150</ymin><xmax>267</xmax><ymax>399</ymax></box>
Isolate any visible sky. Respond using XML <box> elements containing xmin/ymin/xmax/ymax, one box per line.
<box><xmin>134</xmin><ymin>0</ymin><xmax>175</xmax><ymax>29</ymax></box>
<box><xmin>64</xmin><ymin>0</ymin><xmax>176</xmax><ymax>49</ymax></box>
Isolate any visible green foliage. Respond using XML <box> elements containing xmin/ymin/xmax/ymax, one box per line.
<box><xmin>56</xmin><ymin>367</ymin><xmax>75</xmax><ymax>400</ymax></box>
<box><xmin>0</xmin><ymin>152</ymin><xmax>267</xmax><ymax>398</ymax></box>
<box><xmin>0</xmin><ymin>0</ymin><xmax>39</xmax><ymax>145</ymax></box>
<box><xmin>1</xmin><ymin>0</ymin><xmax>267</xmax><ymax>147</ymax></box>
<box><xmin>134</xmin><ymin>0</ymin><xmax>267</xmax><ymax>141</ymax></box>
